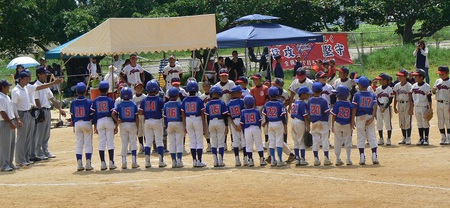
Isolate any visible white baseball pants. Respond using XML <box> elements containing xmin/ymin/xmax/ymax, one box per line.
<box><xmin>397</xmin><ymin>101</ymin><xmax>411</xmax><ymax>129</ymax></box>
<box><xmin>311</xmin><ymin>121</ymin><xmax>330</xmax><ymax>151</ymax></box>
<box><xmin>75</xmin><ymin>121</ymin><xmax>93</xmax><ymax>155</ymax></box>
<box><xmin>268</xmin><ymin>121</ymin><xmax>284</xmax><ymax>148</ymax></box>
<box><xmin>186</xmin><ymin>116</ymin><xmax>204</xmax><ymax>149</ymax></box>
<box><xmin>144</xmin><ymin>118</ymin><xmax>164</xmax><ymax>148</ymax></box>
<box><xmin>437</xmin><ymin>101</ymin><xmax>450</xmax><ymax>129</ymax></box>
<box><xmin>376</xmin><ymin>106</ymin><xmax>392</xmax><ymax>131</ymax></box>
<box><xmin>97</xmin><ymin>117</ymin><xmax>115</xmax><ymax>151</ymax></box>
<box><xmin>120</xmin><ymin>122</ymin><xmax>137</xmax><ymax>156</ymax></box>
<box><xmin>167</xmin><ymin>121</ymin><xmax>184</xmax><ymax>153</ymax></box>
<box><xmin>356</xmin><ymin>115</ymin><xmax>378</xmax><ymax>149</ymax></box>
<box><xmin>138</xmin><ymin>114</ymin><xmax>145</xmax><ymax>137</ymax></box>
<box><xmin>245</xmin><ymin>126</ymin><xmax>264</xmax><ymax>153</ymax></box>
<box><xmin>209</xmin><ymin>118</ymin><xmax>225</xmax><ymax>148</ymax></box>
<box><xmin>291</xmin><ymin>118</ymin><xmax>306</xmax><ymax>149</ymax></box>
<box><xmin>414</xmin><ymin>106</ymin><xmax>430</xmax><ymax>128</ymax></box>
<box><xmin>333</xmin><ymin>122</ymin><xmax>352</xmax><ymax>156</ymax></box>
<box><xmin>231</xmin><ymin>118</ymin><xmax>245</xmax><ymax>148</ymax></box>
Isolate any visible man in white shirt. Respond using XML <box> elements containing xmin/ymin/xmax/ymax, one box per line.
<box><xmin>112</xmin><ymin>55</ymin><xmax>124</xmax><ymax>74</ymax></box>
<box><xmin>120</xmin><ymin>54</ymin><xmax>145</xmax><ymax>94</ymax></box>
<box><xmin>0</xmin><ymin>80</ymin><xmax>20</xmax><ymax>171</ymax></box>
<box><xmin>34</xmin><ymin>67</ymin><xmax>66</xmax><ymax>160</ymax></box>
<box><xmin>163</xmin><ymin>55</ymin><xmax>183</xmax><ymax>90</ymax></box>
<box><xmin>87</xmin><ymin>57</ymin><xmax>102</xmax><ymax>80</ymax></box>
<box><xmin>104</xmin><ymin>65</ymin><xmax>119</xmax><ymax>93</ymax></box>
<box><xmin>12</xmin><ymin>70</ymin><xmax>63</xmax><ymax>166</ymax></box>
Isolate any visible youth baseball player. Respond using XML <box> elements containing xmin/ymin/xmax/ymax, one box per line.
<box><xmin>70</xmin><ymin>82</ymin><xmax>94</xmax><ymax>171</ymax></box>
<box><xmin>182</xmin><ymin>80</ymin><xmax>207</xmax><ymax>168</ymax></box>
<box><xmin>0</xmin><ymin>80</ymin><xmax>18</xmax><ymax>171</ymax></box>
<box><xmin>374</xmin><ymin>73</ymin><xmax>394</xmax><ymax>146</ymax></box>
<box><xmin>308</xmin><ymin>82</ymin><xmax>332</xmax><ymax>166</ymax></box>
<box><xmin>333</xmin><ymin>67</ymin><xmax>353</xmax><ymax>101</ymax></box>
<box><xmin>120</xmin><ymin>54</ymin><xmax>144</xmax><ymax>93</ymax></box>
<box><xmin>215</xmin><ymin>69</ymin><xmax>235</xmax><ymax>150</ymax></box>
<box><xmin>205</xmin><ymin>86</ymin><xmax>229</xmax><ymax>167</ymax></box>
<box><xmin>132</xmin><ymin>83</ymin><xmax>146</xmax><ymax>154</ymax></box>
<box><xmin>410</xmin><ymin>69</ymin><xmax>432</xmax><ymax>145</ymax></box>
<box><xmin>250</xmin><ymin>73</ymin><xmax>269</xmax><ymax>149</ymax></box>
<box><xmin>289</xmin><ymin>69</ymin><xmax>313</xmax><ymax>109</ymax></box>
<box><xmin>91</xmin><ymin>81</ymin><xmax>117</xmax><ymax>170</ymax></box>
<box><xmin>290</xmin><ymin>86</ymin><xmax>311</xmax><ymax>166</ymax></box>
<box><xmin>433</xmin><ymin>66</ymin><xmax>450</xmax><ymax>145</ymax></box>
<box><xmin>263</xmin><ymin>86</ymin><xmax>287</xmax><ymax>167</ymax></box>
<box><xmin>240</xmin><ymin>95</ymin><xmax>267</xmax><ymax>167</ymax></box>
<box><xmin>162</xmin><ymin>55</ymin><xmax>183</xmax><ymax>89</ymax></box>
<box><xmin>200</xmin><ymin>81</ymin><xmax>212</xmax><ymax>152</ymax></box>
<box><xmin>393</xmin><ymin>69</ymin><xmax>413</xmax><ymax>145</ymax></box>
<box><xmin>236</xmin><ymin>76</ymin><xmax>250</xmax><ymax>97</ymax></box>
<box><xmin>331</xmin><ymin>85</ymin><xmax>354</xmax><ymax>166</ymax></box>
<box><xmin>112</xmin><ymin>87</ymin><xmax>140</xmax><ymax>169</ymax></box>
<box><xmin>228</xmin><ymin>85</ymin><xmax>247</xmax><ymax>166</ymax></box>
<box><xmin>352</xmin><ymin>76</ymin><xmax>379</xmax><ymax>165</ymax></box>
<box><xmin>164</xmin><ymin>87</ymin><xmax>185</xmax><ymax>168</ymax></box>
<box><xmin>140</xmin><ymin>80</ymin><xmax>167</xmax><ymax>168</ymax></box>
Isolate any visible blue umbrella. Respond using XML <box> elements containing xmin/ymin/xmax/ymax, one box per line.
<box><xmin>6</xmin><ymin>56</ymin><xmax>39</xmax><ymax>69</ymax></box>
<box><xmin>234</xmin><ymin>14</ymin><xmax>280</xmax><ymax>22</ymax></box>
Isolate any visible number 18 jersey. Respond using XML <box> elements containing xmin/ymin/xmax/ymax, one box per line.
<box><xmin>228</xmin><ymin>98</ymin><xmax>244</xmax><ymax>120</ymax></box>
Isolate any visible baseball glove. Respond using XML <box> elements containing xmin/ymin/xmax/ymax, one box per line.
<box><xmin>31</xmin><ymin>108</ymin><xmax>45</xmax><ymax>123</ymax></box>
<box><xmin>304</xmin><ymin>131</ymin><xmax>313</xmax><ymax>147</ymax></box>
<box><xmin>423</xmin><ymin>109</ymin><xmax>433</xmax><ymax>122</ymax></box>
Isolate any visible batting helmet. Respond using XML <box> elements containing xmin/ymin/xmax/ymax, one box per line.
<box><xmin>230</xmin><ymin>85</ymin><xmax>243</xmax><ymax>93</ymax></box>
<box><xmin>146</xmin><ymin>80</ymin><xmax>159</xmax><ymax>93</ymax></box>
<box><xmin>333</xmin><ymin>85</ymin><xmax>350</xmax><ymax>99</ymax></box>
<box><xmin>99</xmin><ymin>81</ymin><xmax>109</xmax><ymax>90</ymax></box>
<box><xmin>120</xmin><ymin>87</ymin><xmax>133</xmax><ymax>100</ymax></box>
<box><xmin>186</xmin><ymin>80</ymin><xmax>199</xmax><ymax>92</ymax></box>
<box><xmin>210</xmin><ymin>86</ymin><xmax>223</xmax><ymax>96</ymax></box>
<box><xmin>243</xmin><ymin>95</ymin><xmax>255</xmax><ymax>108</ymax></box>
<box><xmin>268</xmin><ymin>86</ymin><xmax>279</xmax><ymax>97</ymax></box>
<box><xmin>168</xmin><ymin>87</ymin><xmax>180</xmax><ymax>98</ymax></box>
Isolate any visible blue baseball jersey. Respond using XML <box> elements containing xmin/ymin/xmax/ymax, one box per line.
<box><xmin>91</xmin><ymin>96</ymin><xmax>115</xmax><ymax>125</ymax></box>
<box><xmin>352</xmin><ymin>91</ymin><xmax>377</xmax><ymax>116</ymax></box>
<box><xmin>181</xmin><ymin>96</ymin><xmax>205</xmax><ymax>117</ymax></box>
<box><xmin>163</xmin><ymin>101</ymin><xmax>182</xmax><ymax>123</ymax></box>
<box><xmin>70</xmin><ymin>96</ymin><xmax>93</xmax><ymax>124</ymax></box>
<box><xmin>228</xmin><ymin>98</ymin><xmax>244</xmax><ymax>119</ymax></box>
<box><xmin>332</xmin><ymin>100</ymin><xmax>354</xmax><ymax>125</ymax></box>
<box><xmin>114</xmin><ymin>100</ymin><xmax>138</xmax><ymax>122</ymax></box>
<box><xmin>140</xmin><ymin>96</ymin><xmax>164</xmax><ymax>119</ymax></box>
<box><xmin>240</xmin><ymin>108</ymin><xmax>262</xmax><ymax>129</ymax></box>
<box><xmin>291</xmin><ymin>100</ymin><xmax>308</xmax><ymax>121</ymax></box>
<box><xmin>307</xmin><ymin>96</ymin><xmax>330</xmax><ymax>123</ymax></box>
<box><xmin>262</xmin><ymin>101</ymin><xmax>286</xmax><ymax>122</ymax></box>
<box><xmin>205</xmin><ymin>99</ymin><xmax>228</xmax><ymax>120</ymax></box>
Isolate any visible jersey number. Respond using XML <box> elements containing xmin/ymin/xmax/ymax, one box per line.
<box><xmin>337</xmin><ymin>107</ymin><xmax>350</xmax><ymax>118</ymax></box>
<box><xmin>209</xmin><ymin>104</ymin><xmax>220</xmax><ymax>115</ymax></box>
<box><xmin>310</xmin><ymin>104</ymin><xmax>321</xmax><ymax>115</ymax></box>
<box><xmin>75</xmin><ymin>107</ymin><xmax>85</xmax><ymax>117</ymax></box>
<box><xmin>291</xmin><ymin>104</ymin><xmax>298</xmax><ymax>115</ymax></box>
<box><xmin>266</xmin><ymin>107</ymin><xmax>278</xmax><ymax>118</ymax></box>
<box><xmin>124</xmin><ymin>107</ymin><xmax>132</xmax><ymax>118</ymax></box>
<box><xmin>167</xmin><ymin>108</ymin><xmax>177</xmax><ymax>118</ymax></box>
<box><xmin>245</xmin><ymin>113</ymin><xmax>256</xmax><ymax>123</ymax></box>
<box><xmin>230</xmin><ymin>106</ymin><xmax>240</xmax><ymax>117</ymax></box>
<box><xmin>360</xmin><ymin>97</ymin><xmax>372</xmax><ymax>107</ymax></box>
<box><xmin>97</xmin><ymin>101</ymin><xmax>108</xmax><ymax>112</ymax></box>
<box><xmin>145</xmin><ymin>101</ymin><xmax>156</xmax><ymax>111</ymax></box>
<box><xmin>185</xmin><ymin>102</ymin><xmax>197</xmax><ymax>113</ymax></box>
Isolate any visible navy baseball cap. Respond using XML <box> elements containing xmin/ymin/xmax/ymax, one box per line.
<box><xmin>349</xmin><ymin>71</ymin><xmax>358</xmax><ymax>79</ymax></box>
<box><xmin>296</xmin><ymin>68</ymin><xmax>307</xmax><ymax>79</ymax></box>
<box><xmin>0</xmin><ymin>79</ymin><xmax>12</xmax><ymax>87</ymax></box>
<box><xmin>230</xmin><ymin>85</ymin><xmax>244</xmax><ymax>93</ymax></box>
<box><xmin>99</xmin><ymin>81</ymin><xmax>109</xmax><ymax>90</ymax></box>
<box><xmin>396</xmin><ymin>69</ymin><xmax>408</xmax><ymax>77</ymax></box>
<box><xmin>272</xmin><ymin>78</ymin><xmax>285</xmax><ymax>87</ymax></box>
<box><xmin>354</xmin><ymin>76</ymin><xmax>370</xmax><ymax>88</ymax></box>
<box><xmin>268</xmin><ymin>86</ymin><xmax>279</xmax><ymax>96</ymax></box>
<box><xmin>252</xmin><ymin>73</ymin><xmax>263</xmax><ymax>79</ymax></box>
<box><xmin>375</xmin><ymin>73</ymin><xmax>390</xmax><ymax>80</ymax></box>
<box><xmin>297</xmin><ymin>86</ymin><xmax>312</xmax><ymax>95</ymax></box>
<box><xmin>312</xmin><ymin>82</ymin><xmax>323</xmax><ymax>92</ymax></box>
<box><xmin>36</xmin><ymin>66</ymin><xmax>49</xmax><ymax>74</ymax></box>
<box><xmin>171</xmin><ymin>77</ymin><xmax>181</xmax><ymax>85</ymax></box>
<box><xmin>76</xmin><ymin>82</ymin><xmax>87</xmax><ymax>92</ymax></box>
<box><xmin>438</xmin><ymin>66</ymin><xmax>449</xmax><ymax>75</ymax></box>
<box><xmin>18</xmin><ymin>70</ymin><xmax>31</xmax><ymax>78</ymax></box>
<box><xmin>332</xmin><ymin>85</ymin><xmax>350</xmax><ymax>99</ymax></box>
<box><xmin>411</xmin><ymin>69</ymin><xmax>427</xmax><ymax>77</ymax></box>
<box><xmin>315</xmin><ymin>71</ymin><xmax>327</xmax><ymax>79</ymax></box>
<box><xmin>236</xmin><ymin>76</ymin><xmax>248</xmax><ymax>83</ymax></box>
<box><xmin>338</xmin><ymin>67</ymin><xmax>349</xmax><ymax>74</ymax></box>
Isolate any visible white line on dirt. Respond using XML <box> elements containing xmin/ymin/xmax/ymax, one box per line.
<box><xmin>0</xmin><ymin>171</ymin><xmax>233</xmax><ymax>187</ymax></box>
<box><xmin>245</xmin><ymin>169</ymin><xmax>450</xmax><ymax>191</ymax></box>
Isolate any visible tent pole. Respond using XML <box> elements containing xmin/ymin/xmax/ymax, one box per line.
<box><xmin>111</xmin><ymin>55</ymin><xmax>115</xmax><ymax>100</ymax></box>
<box><xmin>201</xmin><ymin>49</ymin><xmax>212</xmax><ymax>83</ymax></box>
<box><xmin>245</xmin><ymin>48</ymin><xmax>249</xmax><ymax>77</ymax></box>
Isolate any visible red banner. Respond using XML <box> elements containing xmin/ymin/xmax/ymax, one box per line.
<box><xmin>269</xmin><ymin>34</ymin><xmax>353</xmax><ymax>69</ymax></box>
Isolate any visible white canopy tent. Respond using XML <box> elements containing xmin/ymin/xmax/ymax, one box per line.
<box><xmin>59</xmin><ymin>14</ymin><xmax>217</xmax><ymax>57</ymax></box>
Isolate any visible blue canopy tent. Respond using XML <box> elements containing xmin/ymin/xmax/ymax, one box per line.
<box><xmin>45</xmin><ymin>35</ymin><xmax>85</xmax><ymax>59</ymax></box>
<box><xmin>216</xmin><ymin>23</ymin><xmax>323</xmax><ymax>48</ymax></box>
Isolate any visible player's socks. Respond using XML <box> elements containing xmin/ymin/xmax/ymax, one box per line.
<box><xmin>258</xmin><ymin>151</ymin><xmax>264</xmax><ymax>158</ymax></box>
<box><xmin>358</xmin><ymin>148</ymin><xmax>364</xmax><ymax>155</ymax></box>
<box><xmin>86</xmin><ymin>153</ymin><xmax>92</xmax><ymax>160</ymax></box>
<box><xmin>324</xmin><ymin>151</ymin><xmax>329</xmax><ymax>159</ymax></box>
<box><xmin>191</xmin><ymin>149</ymin><xmax>196</xmax><ymax>160</ymax></box>
<box><xmin>219</xmin><ymin>147</ymin><xmax>225</xmax><ymax>157</ymax></box>
<box><xmin>197</xmin><ymin>149</ymin><xmax>203</xmax><ymax>162</ymax></box>
<box><xmin>122</xmin><ymin>156</ymin><xmax>126</xmax><ymax>164</ymax></box>
<box><xmin>269</xmin><ymin>148</ymin><xmax>275</xmax><ymax>159</ymax></box>
<box><xmin>401</xmin><ymin>129</ymin><xmax>406</xmax><ymax>138</ymax></box>
<box><xmin>170</xmin><ymin>153</ymin><xmax>176</xmax><ymax>160</ymax></box>
<box><xmin>233</xmin><ymin>147</ymin><xmax>239</xmax><ymax>156</ymax></box>
<box><xmin>131</xmin><ymin>150</ymin><xmax>137</xmax><ymax>164</ymax></box>
<box><xmin>145</xmin><ymin>147</ymin><xmax>151</xmax><ymax>155</ymax></box>
<box><xmin>265</xmin><ymin>135</ymin><xmax>269</xmax><ymax>143</ymax></box>
<box><xmin>407</xmin><ymin>128</ymin><xmax>412</xmax><ymax>138</ymax></box>
<box><xmin>300</xmin><ymin>149</ymin><xmax>306</xmax><ymax>159</ymax></box>
<box><xmin>283</xmin><ymin>134</ymin><xmax>287</xmax><ymax>143</ymax></box>
<box><xmin>157</xmin><ymin>146</ymin><xmax>164</xmax><ymax>157</ymax></box>
<box><xmin>277</xmin><ymin>147</ymin><xmax>283</xmax><ymax>161</ymax></box>
<box><xmin>247</xmin><ymin>152</ymin><xmax>253</xmax><ymax>159</ymax></box>
<box><xmin>419</xmin><ymin>128</ymin><xmax>424</xmax><ymax>139</ymax></box>
<box><xmin>387</xmin><ymin>130</ymin><xmax>392</xmax><ymax>139</ymax></box>
<box><xmin>294</xmin><ymin>148</ymin><xmax>300</xmax><ymax>158</ymax></box>
<box><xmin>313</xmin><ymin>151</ymin><xmax>318</xmax><ymax>159</ymax></box>
<box><xmin>108</xmin><ymin>149</ymin><xmax>114</xmax><ymax>162</ymax></box>
<box><xmin>371</xmin><ymin>147</ymin><xmax>377</xmax><ymax>157</ymax></box>
<box><xmin>99</xmin><ymin>150</ymin><xmax>105</xmax><ymax>162</ymax></box>
<box><xmin>76</xmin><ymin>154</ymin><xmax>82</xmax><ymax>160</ymax></box>
<box><xmin>447</xmin><ymin>129</ymin><xmax>450</xmax><ymax>135</ymax></box>
<box><xmin>424</xmin><ymin>128</ymin><xmax>429</xmax><ymax>138</ymax></box>
<box><xmin>212</xmin><ymin>147</ymin><xmax>217</xmax><ymax>155</ymax></box>
<box><xmin>378</xmin><ymin>130</ymin><xmax>383</xmax><ymax>139</ymax></box>
<box><xmin>242</xmin><ymin>147</ymin><xmax>247</xmax><ymax>157</ymax></box>
<box><xmin>177</xmin><ymin>152</ymin><xmax>182</xmax><ymax>159</ymax></box>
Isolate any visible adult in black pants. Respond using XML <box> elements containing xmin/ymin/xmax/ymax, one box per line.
<box><xmin>413</xmin><ymin>40</ymin><xmax>429</xmax><ymax>83</ymax></box>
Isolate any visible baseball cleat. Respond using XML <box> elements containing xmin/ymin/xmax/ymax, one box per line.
<box><xmin>1</xmin><ymin>165</ymin><xmax>13</xmax><ymax>172</ymax></box>
<box><xmin>295</xmin><ymin>158</ymin><xmax>301</xmax><ymax>166</ymax></box>
<box><xmin>122</xmin><ymin>162</ymin><xmax>127</xmax><ymax>169</ymax></box>
<box><xmin>359</xmin><ymin>155</ymin><xmax>365</xmax><ymax>165</ymax></box>
<box><xmin>46</xmin><ymin>153</ymin><xmax>56</xmax><ymax>158</ymax></box>
<box><xmin>260</xmin><ymin>158</ymin><xmax>267</xmax><ymax>166</ymax></box>
<box><xmin>398</xmin><ymin>138</ymin><xmax>406</xmax><ymax>144</ymax></box>
<box><xmin>100</xmin><ymin>161</ymin><xmax>107</xmax><ymax>171</ymax></box>
<box><xmin>423</xmin><ymin>138</ymin><xmax>429</xmax><ymax>146</ymax></box>
<box><xmin>77</xmin><ymin>160</ymin><xmax>84</xmax><ymax>171</ymax></box>
<box><xmin>405</xmin><ymin>137</ymin><xmax>411</xmax><ymax>145</ymax></box>
<box><xmin>145</xmin><ymin>161</ymin><xmax>152</xmax><ymax>168</ymax></box>
<box><xmin>445</xmin><ymin>135</ymin><xmax>450</xmax><ymax>145</ymax></box>
<box><xmin>177</xmin><ymin>159</ymin><xmax>184</xmax><ymax>168</ymax></box>
<box><xmin>286</xmin><ymin>154</ymin><xmax>295</xmax><ymax>163</ymax></box>
<box><xmin>335</xmin><ymin>159</ymin><xmax>344</xmax><ymax>166</ymax></box>
<box><xmin>386</xmin><ymin>139</ymin><xmax>391</xmax><ymax>146</ymax></box>
<box><xmin>372</xmin><ymin>156</ymin><xmax>379</xmax><ymax>165</ymax></box>
<box><xmin>263</xmin><ymin>142</ymin><xmax>267</xmax><ymax>150</ymax></box>
<box><xmin>197</xmin><ymin>161</ymin><xmax>207</xmax><ymax>168</ymax></box>
<box><xmin>277</xmin><ymin>161</ymin><xmax>287</xmax><ymax>167</ymax></box>
<box><xmin>132</xmin><ymin>163</ymin><xmax>140</xmax><ymax>169</ymax></box>
<box><xmin>158</xmin><ymin>161</ymin><xmax>167</xmax><ymax>168</ymax></box>
<box><xmin>346</xmin><ymin>159</ymin><xmax>353</xmax><ymax>166</ymax></box>
<box><xmin>314</xmin><ymin>157</ymin><xmax>320</xmax><ymax>166</ymax></box>
<box><xmin>172</xmin><ymin>160</ymin><xmax>177</xmax><ymax>168</ymax></box>
<box><xmin>416</xmin><ymin>138</ymin><xmax>424</xmax><ymax>146</ymax></box>
<box><xmin>206</xmin><ymin>143</ymin><xmax>212</xmax><ymax>152</ymax></box>
<box><xmin>235</xmin><ymin>158</ymin><xmax>242</xmax><ymax>167</ymax></box>
<box><xmin>243</xmin><ymin>156</ymin><xmax>249</xmax><ymax>166</ymax></box>
<box><xmin>109</xmin><ymin>161</ymin><xmax>117</xmax><ymax>170</ymax></box>
<box><xmin>248</xmin><ymin>158</ymin><xmax>255</xmax><ymax>167</ymax></box>
<box><xmin>85</xmin><ymin>160</ymin><xmax>93</xmax><ymax>171</ymax></box>
<box><xmin>299</xmin><ymin>158</ymin><xmax>309</xmax><ymax>166</ymax></box>
<box><xmin>218</xmin><ymin>162</ymin><xmax>225</xmax><ymax>167</ymax></box>
<box><xmin>270</xmin><ymin>160</ymin><xmax>277</xmax><ymax>167</ymax></box>
<box><xmin>440</xmin><ymin>137</ymin><xmax>446</xmax><ymax>145</ymax></box>
<box><xmin>193</xmin><ymin>159</ymin><xmax>198</xmax><ymax>168</ymax></box>
<box><xmin>38</xmin><ymin>155</ymin><xmax>49</xmax><ymax>160</ymax></box>
<box><xmin>377</xmin><ymin>138</ymin><xmax>384</xmax><ymax>145</ymax></box>
<box><xmin>324</xmin><ymin>158</ymin><xmax>333</xmax><ymax>166</ymax></box>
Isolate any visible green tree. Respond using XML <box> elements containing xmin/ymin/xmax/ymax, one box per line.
<box><xmin>361</xmin><ymin>0</ymin><xmax>450</xmax><ymax>43</ymax></box>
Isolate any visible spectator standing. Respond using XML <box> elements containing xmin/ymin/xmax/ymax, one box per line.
<box><xmin>231</xmin><ymin>51</ymin><xmax>245</xmax><ymax>80</ymax></box>
<box><xmin>87</xmin><ymin>57</ymin><xmax>102</xmax><ymax>80</ymax></box>
<box><xmin>413</xmin><ymin>40</ymin><xmax>429</xmax><ymax>83</ymax></box>
<box><xmin>112</xmin><ymin>55</ymin><xmax>124</xmax><ymax>74</ymax></box>
<box><xmin>162</xmin><ymin>55</ymin><xmax>183</xmax><ymax>90</ymax></box>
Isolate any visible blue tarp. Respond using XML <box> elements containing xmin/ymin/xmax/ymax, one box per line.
<box><xmin>217</xmin><ymin>23</ymin><xmax>323</xmax><ymax>48</ymax></box>
<box><xmin>45</xmin><ymin>35</ymin><xmax>85</xmax><ymax>59</ymax></box>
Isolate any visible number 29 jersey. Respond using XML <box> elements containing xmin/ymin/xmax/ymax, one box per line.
<box><xmin>240</xmin><ymin>108</ymin><xmax>262</xmax><ymax>129</ymax></box>
<box><xmin>352</xmin><ymin>91</ymin><xmax>377</xmax><ymax>116</ymax></box>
